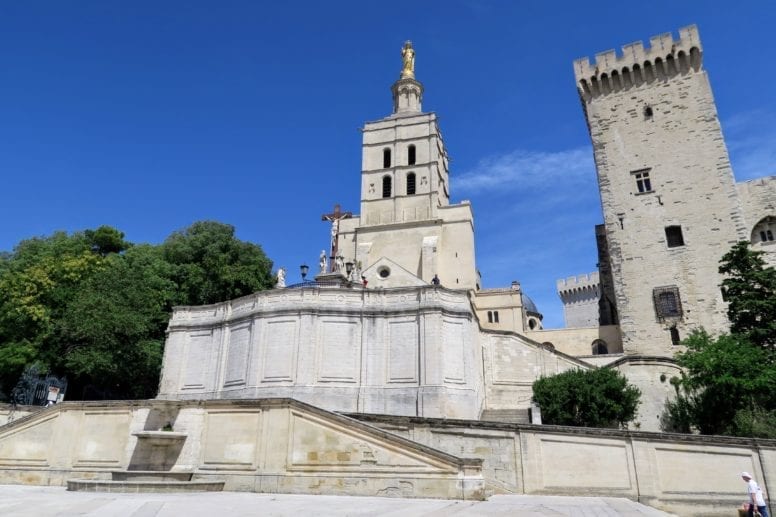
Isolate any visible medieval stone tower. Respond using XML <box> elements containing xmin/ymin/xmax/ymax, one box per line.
<box><xmin>574</xmin><ymin>26</ymin><xmax>748</xmax><ymax>356</ymax></box>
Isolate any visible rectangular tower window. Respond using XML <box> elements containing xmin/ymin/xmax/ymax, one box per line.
<box><xmin>653</xmin><ymin>286</ymin><xmax>682</xmax><ymax>321</ymax></box>
<box><xmin>493</xmin><ymin>311</ymin><xmax>499</xmax><ymax>323</ymax></box>
<box><xmin>631</xmin><ymin>169</ymin><xmax>652</xmax><ymax>193</ymax></box>
<box><xmin>665</xmin><ymin>225</ymin><xmax>685</xmax><ymax>247</ymax></box>
<box><xmin>670</xmin><ymin>327</ymin><xmax>681</xmax><ymax>346</ymax></box>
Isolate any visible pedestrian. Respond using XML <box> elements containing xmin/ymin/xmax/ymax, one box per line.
<box><xmin>431</xmin><ymin>274</ymin><xmax>440</xmax><ymax>285</ymax></box>
<box><xmin>741</xmin><ymin>472</ymin><xmax>769</xmax><ymax>517</ymax></box>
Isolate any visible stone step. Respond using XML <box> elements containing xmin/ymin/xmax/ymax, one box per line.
<box><xmin>111</xmin><ymin>470</ymin><xmax>194</xmax><ymax>482</ymax></box>
<box><xmin>66</xmin><ymin>478</ymin><xmax>224</xmax><ymax>493</ymax></box>
<box><xmin>479</xmin><ymin>409</ymin><xmax>531</xmax><ymax>424</ymax></box>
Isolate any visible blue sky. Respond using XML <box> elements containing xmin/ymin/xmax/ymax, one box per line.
<box><xmin>1</xmin><ymin>1</ymin><xmax>774</xmax><ymax>328</ymax></box>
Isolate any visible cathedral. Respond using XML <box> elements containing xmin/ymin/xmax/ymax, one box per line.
<box><xmin>157</xmin><ymin>26</ymin><xmax>775</xmax><ymax>433</ymax></box>
<box><xmin>1</xmin><ymin>26</ymin><xmax>773</xmax><ymax>514</ymax></box>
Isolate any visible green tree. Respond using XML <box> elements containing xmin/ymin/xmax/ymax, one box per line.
<box><xmin>719</xmin><ymin>241</ymin><xmax>776</xmax><ymax>350</ymax></box>
<box><xmin>84</xmin><ymin>226</ymin><xmax>130</xmax><ymax>256</ymax></box>
<box><xmin>532</xmin><ymin>367</ymin><xmax>641</xmax><ymax>428</ymax></box>
<box><xmin>662</xmin><ymin>242</ymin><xmax>776</xmax><ymax>437</ymax></box>
<box><xmin>0</xmin><ymin>222</ymin><xmax>274</xmax><ymax>400</ymax></box>
<box><xmin>0</xmin><ymin>231</ymin><xmax>104</xmax><ymax>391</ymax></box>
<box><xmin>161</xmin><ymin>221</ymin><xmax>274</xmax><ymax>306</ymax></box>
<box><xmin>54</xmin><ymin>245</ymin><xmax>176</xmax><ymax>399</ymax></box>
<box><xmin>663</xmin><ymin>330</ymin><xmax>776</xmax><ymax>437</ymax></box>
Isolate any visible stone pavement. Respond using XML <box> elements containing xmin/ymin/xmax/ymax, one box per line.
<box><xmin>0</xmin><ymin>485</ymin><xmax>676</xmax><ymax>516</ymax></box>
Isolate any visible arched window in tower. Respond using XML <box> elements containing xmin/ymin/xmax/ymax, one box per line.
<box><xmin>383</xmin><ymin>148</ymin><xmax>391</xmax><ymax>169</ymax></box>
<box><xmin>406</xmin><ymin>173</ymin><xmax>416</xmax><ymax>195</ymax></box>
<box><xmin>592</xmin><ymin>340</ymin><xmax>608</xmax><ymax>355</ymax></box>
<box><xmin>751</xmin><ymin>216</ymin><xmax>776</xmax><ymax>244</ymax></box>
<box><xmin>382</xmin><ymin>176</ymin><xmax>392</xmax><ymax>198</ymax></box>
<box><xmin>408</xmin><ymin>145</ymin><xmax>416</xmax><ymax>165</ymax></box>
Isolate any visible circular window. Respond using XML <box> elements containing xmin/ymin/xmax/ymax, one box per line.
<box><xmin>378</xmin><ymin>267</ymin><xmax>390</xmax><ymax>278</ymax></box>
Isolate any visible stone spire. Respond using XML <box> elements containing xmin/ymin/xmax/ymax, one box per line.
<box><xmin>391</xmin><ymin>41</ymin><xmax>423</xmax><ymax>115</ymax></box>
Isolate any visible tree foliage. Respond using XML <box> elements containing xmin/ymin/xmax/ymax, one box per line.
<box><xmin>662</xmin><ymin>242</ymin><xmax>776</xmax><ymax>438</ymax></box>
<box><xmin>532</xmin><ymin>367</ymin><xmax>641</xmax><ymax>429</ymax></box>
<box><xmin>161</xmin><ymin>221</ymin><xmax>274</xmax><ymax>306</ymax></box>
<box><xmin>0</xmin><ymin>221</ymin><xmax>273</xmax><ymax>400</ymax></box>
<box><xmin>719</xmin><ymin>241</ymin><xmax>776</xmax><ymax>350</ymax></box>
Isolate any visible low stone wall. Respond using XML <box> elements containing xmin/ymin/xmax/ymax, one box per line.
<box><xmin>0</xmin><ymin>399</ymin><xmax>483</xmax><ymax>500</ymax></box>
<box><xmin>0</xmin><ymin>404</ymin><xmax>36</xmax><ymax>426</ymax></box>
<box><xmin>352</xmin><ymin>413</ymin><xmax>775</xmax><ymax>516</ymax></box>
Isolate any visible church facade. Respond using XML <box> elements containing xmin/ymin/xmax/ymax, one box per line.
<box><xmin>158</xmin><ymin>40</ymin><xmax>586</xmax><ymax>425</ymax></box>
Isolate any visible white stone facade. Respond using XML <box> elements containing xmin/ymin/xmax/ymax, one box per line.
<box><xmin>574</xmin><ymin>25</ymin><xmax>775</xmax><ymax>356</ymax></box>
<box><xmin>158</xmin><ymin>285</ymin><xmax>585</xmax><ymax>421</ymax></box>
<box><xmin>159</xmin><ymin>286</ymin><xmax>484</xmax><ymax>419</ymax></box>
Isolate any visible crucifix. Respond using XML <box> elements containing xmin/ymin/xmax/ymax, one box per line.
<box><xmin>321</xmin><ymin>203</ymin><xmax>352</xmax><ymax>272</ymax></box>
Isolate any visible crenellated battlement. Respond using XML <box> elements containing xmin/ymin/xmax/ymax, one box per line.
<box><xmin>574</xmin><ymin>25</ymin><xmax>703</xmax><ymax>100</ymax></box>
<box><xmin>556</xmin><ymin>272</ymin><xmax>600</xmax><ymax>297</ymax></box>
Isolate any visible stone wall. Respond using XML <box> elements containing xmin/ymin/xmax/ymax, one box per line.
<box><xmin>161</xmin><ymin>285</ymin><xmax>637</xmax><ymax>422</ymax></box>
<box><xmin>355</xmin><ymin>413</ymin><xmax>776</xmax><ymax>516</ymax></box>
<box><xmin>480</xmin><ymin>330</ymin><xmax>590</xmax><ymax>411</ymax></box>
<box><xmin>0</xmin><ymin>405</ymin><xmax>35</xmax><ymax>426</ymax></box>
<box><xmin>737</xmin><ymin>176</ymin><xmax>776</xmax><ymax>266</ymax></box>
<box><xmin>158</xmin><ymin>285</ymin><xmax>484</xmax><ymax>420</ymax></box>
<box><xmin>608</xmin><ymin>356</ymin><xmax>683</xmax><ymax>432</ymax></box>
<box><xmin>526</xmin><ymin>325</ymin><xmax>623</xmax><ymax>357</ymax></box>
<box><xmin>0</xmin><ymin>399</ymin><xmax>484</xmax><ymax>500</ymax></box>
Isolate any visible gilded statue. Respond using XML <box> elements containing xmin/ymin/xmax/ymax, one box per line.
<box><xmin>401</xmin><ymin>40</ymin><xmax>415</xmax><ymax>79</ymax></box>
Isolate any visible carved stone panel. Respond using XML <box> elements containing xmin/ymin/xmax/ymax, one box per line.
<box><xmin>317</xmin><ymin>319</ymin><xmax>360</xmax><ymax>383</ymax></box>
<box><xmin>388</xmin><ymin>320</ymin><xmax>418</xmax><ymax>383</ymax></box>
<box><xmin>224</xmin><ymin>323</ymin><xmax>251</xmax><ymax>387</ymax></box>
<box><xmin>261</xmin><ymin>319</ymin><xmax>298</xmax><ymax>383</ymax></box>
<box><xmin>182</xmin><ymin>331</ymin><xmax>214</xmax><ymax>390</ymax></box>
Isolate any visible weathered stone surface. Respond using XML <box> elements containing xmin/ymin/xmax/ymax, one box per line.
<box><xmin>575</xmin><ymin>25</ymin><xmax>775</xmax><ymax>355</ymax></box>
<box><xmin>354</xmin><ymin>413</ymin><xmax>776</xmax><ymax>516</ymax></box>
<box><xmin>159</xmin><ymin>285</ymin><xmax>585</xmax><ymax>421</ymax></box>
<box><xmin>0</xmin><ymin>399</ymin><xmax>484</xmax><ymax>501</ymax></box>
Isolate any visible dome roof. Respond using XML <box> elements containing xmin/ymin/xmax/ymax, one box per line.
<box><xmin>522</xmin><ymin>292</ymin><xmax>542</xmax><ymax>317</ymax></box>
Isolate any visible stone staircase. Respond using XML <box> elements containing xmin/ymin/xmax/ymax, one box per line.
<box><xmin>67</xmin><ymin>471</ymin><xmax>224</xmax><ymax>493</ymax></box>
<box><xmin>68</xmin><ymin>428</ymin><xmax>224</xmax><ymax>493</ymax></box>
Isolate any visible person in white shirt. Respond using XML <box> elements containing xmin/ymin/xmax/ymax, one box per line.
<box><xmin>742</xmin><ymin>472</ymin><xmax>769</xmax><ymax>517</ymax></box>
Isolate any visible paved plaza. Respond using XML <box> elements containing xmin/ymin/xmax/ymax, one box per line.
<box><xmin>0</xmin><ymin>485</ymin><xmax>675</xmax><ymax>516</ymax></box>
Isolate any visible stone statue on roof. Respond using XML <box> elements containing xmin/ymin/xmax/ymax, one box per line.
<box><xmin>401</xmin><ymin>41</ymin><xmax>415</xmax><ymax>79</ymax></box>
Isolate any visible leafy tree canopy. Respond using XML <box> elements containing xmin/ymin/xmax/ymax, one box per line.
<box><xmin>532</xmin><ymin>367</ymin><xmax>641</xmax><ymax>429</ymax></box>
<box><xmin>0</xmin><ymin>221</ymin><xmax>273</xmax><ymax>400</ymax></box>
<box><xmin>161</xmin><ymin>221</ymin><xmax>274</xmax><ymax>306</ymax></box>
<box><xmin>662</xmin><ymin>242</ymin><xmax>776</xmax><ymax>438</ymax></box>
<box><xmin>719</xmin><ymin>241</ymin><xmax>776</xmax><ymax>350</ymax></box>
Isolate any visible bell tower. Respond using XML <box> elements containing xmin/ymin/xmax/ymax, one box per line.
<box><xmin>336</xmin><ymin>41</ymin><xmax>477</xmax><ymax>290</ymax></box>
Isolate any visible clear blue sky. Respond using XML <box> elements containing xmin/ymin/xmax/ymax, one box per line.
<box><xmin>1</xmin><ymin>1</ymin><xmax>774</xmax><ymax>328</ymax></box>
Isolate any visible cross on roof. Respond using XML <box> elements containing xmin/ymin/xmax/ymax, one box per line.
<box><xmin>321</xmin><ymin>204</ymin><xmax>353</xmax><ymax>272</ymax></box>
